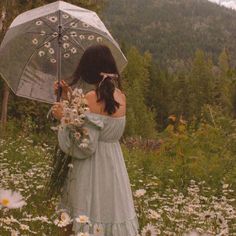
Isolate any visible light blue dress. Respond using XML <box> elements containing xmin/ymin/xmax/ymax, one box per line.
<box><xmin>56</xmin><ymin>111</ymin><xmax>139</xmax><ymax>236</ymax></box>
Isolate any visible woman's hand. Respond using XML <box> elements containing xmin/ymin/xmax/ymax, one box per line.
<box><xmin>54</xmin><ymin>80</ymin><xmax>72</xmax><ymax>100</ymax></box>
<box><xmin>51</xmin><ymin>102</ymin><xmax>64</xmax><ymax>120</ymax></box>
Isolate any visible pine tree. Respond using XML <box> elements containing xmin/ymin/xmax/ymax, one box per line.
<box><xmin>122</xmin><ymin>46</ymin><xmax>157</xmax><ymax>138</ymax></box>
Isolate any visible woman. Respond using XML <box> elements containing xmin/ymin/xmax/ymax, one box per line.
<box><xmin>52</xmin><ymin>44</ymin><xmax>139</xmax><ymax>236</ymax></box>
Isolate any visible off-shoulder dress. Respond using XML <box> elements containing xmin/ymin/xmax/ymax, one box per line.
<box><xmin>56</xmin><ymin>111</ymin><xmax>139</xmax><ymax>236</ymax></box>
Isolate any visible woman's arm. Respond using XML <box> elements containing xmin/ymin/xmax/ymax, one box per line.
<box><xmin>57</xmin><ymin>117</ymin><xmax>103</xmax><ymax>160</ymax></box>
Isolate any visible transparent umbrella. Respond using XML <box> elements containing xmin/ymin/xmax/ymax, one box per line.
<box><xmin>0</xmin><ymin>1</ymin><xmax>127</xmax><ymax>103</ymax></box>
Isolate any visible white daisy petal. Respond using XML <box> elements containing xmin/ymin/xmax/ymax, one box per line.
<box><xmin>35</xmin><ymin>20</ymin><xmax>43</xmax><ymax>26</ymax></box>
<box><xmin>50</xmin><ymin>58</ymin><xmax>57</xmax><ymax>64</ymax></box>
<box><xmin>79</xmin><ymin>35</ymin><xmax>85</xmax><ymax>40</ymax></box>
<box><xmin>44</xmin><ymin>42</ymin><xmax>51</xmax><ymax>48</ymax></box>
<box><xmin>38</xmin><ymin>51</ymin><xmax>45</xmax><ymax>57</ymax></box>
<box><xmin>40</xmin><ymin>30</ymin><xmax>46</xmax><ymax>36</ymax></box>
<box><xmin>97</xmin><ymin>37</ymin><xmax>103</xmax><ymax>43</ymax></box>
<box><xmin>52</xmin><ymin>32</ymin><xmax>58</xmax><ymax>37</ymax></box>
<box><xmin>63</xmin><ymin>43</ymin><xmax>70</xmax><ymax>49</ymax></box>
<box><xmin>63</xmin><ymin>14</ymin><xmax>69</xmax><ymax>19</ymax></box>
<box><xmin>82</xmin><ymin>23</ymin><xmax>89</xmax><ymax>28</ymax></box>
<box><xmin>0</xmin><ymin>189</ymin><xmax>26</xmax><ymax>209</ymax></box>
<box><xmin>49</xmin><ymin>48</ymin><xmax>55</xmax><ymax>54</ymax></box>
<box><xmin>71</xmin><ymin>47</ymin><xmax>77</xmax><ymax>54</ymax></box>
<box><xmin>70</xmin><ymin>31</ymin><xmax>77</xmax><ymax>37</ymax></box>
<box><xmin>88</xmin><ymin>35</ymin><xmax>94</xmax><ymax>41</ymax></box>
<box><xmin>63</xmin><ymin>35</ymin><xmax>69</xmax><ymax>41</ymax></box>
<box><xmin>32</xmin><ymin>38</ymin><xmax>38</xmax><ymax>45</ymax></box>
<box><xmin>64</xmin><ymin>53</ymin><xmax>70</xmax><ymax>59</ymax></box>
<box><xmin>70</xmin><ymin>22</ymin><xmax>78</xmax><ymax>28</ymax></box>
<box><xmin>49</xmin><ymin>16</ymin><xmax>58</xmax><ymax>23</ymax></box>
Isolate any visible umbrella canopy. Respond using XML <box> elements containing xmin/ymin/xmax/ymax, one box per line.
<box><xmin>0</xmin><ymin>1</ymin><xmax>127</xmax><ymax>104</ymax></box>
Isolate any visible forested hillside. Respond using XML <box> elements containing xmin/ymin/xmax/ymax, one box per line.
<box><xmin>102</xmin><ymin>0</ymin><xmax>236</xmax><ymax>66</ymax></box>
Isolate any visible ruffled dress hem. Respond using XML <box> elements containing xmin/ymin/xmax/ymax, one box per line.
<box><xmin>72</xmin><ymin>215</ymin><xmax>139</xmax><ymax>236</ymax></box>
<box><xmin>56</xmin><ymin>202</ymin><xmax>139</xmax><ymax>236</ymax></box>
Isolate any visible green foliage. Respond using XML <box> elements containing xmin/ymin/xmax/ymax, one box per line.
<box><xmin>147</xmin><ymin>49</ymin><xmax>236</xmax><ymax>131</ymax></box>
<box><xmin>124</xmin><ymin>105</ymin><xmax>236</xmax><ymax>193</ymax></box>
<box><xmin>122</xmin><ymin>47</ymin><xmax>157</xmax><ymax>138</ymax></box>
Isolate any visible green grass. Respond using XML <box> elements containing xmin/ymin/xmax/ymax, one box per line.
<box><xmin>0</xmin><ymin>116</ymin><xmax>236</xmax><ymax>235</ymax></box>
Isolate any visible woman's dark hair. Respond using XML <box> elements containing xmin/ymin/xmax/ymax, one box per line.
<box><xmin>70</xmin><ymin>44</ymin><xmax>122</xmax><ymax>115</ymax></box>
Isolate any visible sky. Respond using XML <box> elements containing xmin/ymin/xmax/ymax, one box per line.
<box><xmin>208</xmin><ymin>0</ymin><xmax>236</xmax><ymax>10</ymax></box>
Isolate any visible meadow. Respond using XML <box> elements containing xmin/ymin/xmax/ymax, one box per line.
<box><xmin>0</xmin><ymin>108</ymin><xmax>235</xmax><ymax>236</ymax></box>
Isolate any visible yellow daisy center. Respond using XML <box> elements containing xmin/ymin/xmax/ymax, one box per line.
<box><xmin>1</xmin><ymin>198</ymin><xmax>10</xmax><ymax>206</ymax></box>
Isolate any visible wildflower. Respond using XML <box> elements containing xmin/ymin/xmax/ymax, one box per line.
<box><xmin>20</xmin><ymin>224</ymin><xmax>29</xmax><ymax>230</ymax></box>
<box><xmin>77</xmin><ymin>233</ymin><xmax>89</xmax><ymax>236</ymax></box>
<box><xmin>0</xmin><ymin>189</ymin><xmax>26</xmax><ymax>209</ymax></box>
<box><xmin>141</xmin><ymin>223</ymin><xmax>159</xmax><ymax>236</ymax></box>
<box><xmin>148</xmin><ymin>209</ymin><xmax>161</xmax><ymax>220</ymax></box>
<box><xmin>75</xmin><ymin>215</ymin><xmax>90</xmax><ymax>224</ymax></box>
<box><xmin>79</xmin><ymin>143</ymin><xmax>89</xmax><ymax>149</ymax></box>
<box><xmin>68</xmin><ymin>163</ymin><xmax>74</xmax><ymax>168</ymax></box>
<box><xmin>54</xmin><ymin>212</ymin><xmax>71</xmax><ymax>227</ymax></box>
<box><xmin>93</xmin><ymin>223</ymin><xmax>104</xmax><ymax>236</ymax></box>
<box><xmin>134</xmin><ymin>189</ymin><xmax>146</xmax><ymax>198</ymax></box>
<box><xmin>11</xmin><ymin>230</ymin><xmax>19</xmax><ymax>236</ymax></box>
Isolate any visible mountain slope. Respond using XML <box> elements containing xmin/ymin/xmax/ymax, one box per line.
<box><xmin>101</xmin><ymin>0</ymin><xmax>236</xmax><ymax>65</ymax></box>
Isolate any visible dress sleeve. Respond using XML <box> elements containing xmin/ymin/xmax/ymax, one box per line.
<box><xmin>57</xmin><ymin>115</ymin><xmax>104</xmax><ymax>160</ymax></box>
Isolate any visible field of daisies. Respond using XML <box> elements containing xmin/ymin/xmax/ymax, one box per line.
<box><xmin>0</xmin><ymin>113</ymin><xmax>236</xmax><ymax>235</ymax></box>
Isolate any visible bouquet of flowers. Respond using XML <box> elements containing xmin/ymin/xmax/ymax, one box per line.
<box><xmin>46</xmin><ymin>88</ymin><xmax>90</xmax><ymax>198</ymax></box>
<box><xmin>56</xmin><ymin>88</ymin><xmax>90</xmax><ymax>147</ymax></box>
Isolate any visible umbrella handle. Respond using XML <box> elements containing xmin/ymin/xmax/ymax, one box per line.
<box><xmin>57</xmin><ymin>83</ymin><xmax>63</xmax><ymax>102</ymax></box>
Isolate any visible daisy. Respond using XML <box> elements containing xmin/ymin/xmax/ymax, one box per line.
<box><xmin>52</xmin><ymin>32</ymin><xmax>58</xmax><ymax>37</ymax></box>
<box><xmin>68</xmin><ymin>163</ymin><xmax>74</xmax><ymax>168</ymax></box>
<box><xmin>70</xmin><ymin>22</ymin><xmax>78</xmax><ymax>28</ymax></box>
<box><xmin>49</xmin><ymin>16</ymin><xmax>58</xmax><ymax>23</ymax></box>
<box><xmin>141</xmin><ymin>224</ymin><xmax>159</xmax><ymax>236</ymax></box>
<box><xmin>0</xmin><ymin>189</ymin><xmax>26</xmax><ymax>209</ymax></box>
<box><xmin>32</xmin><ymin>38</ymin><xmax>38</xmax><ymax>45</ymax></box>
<box><xmin>79</xmin><ymin>143</ymin><xmax>88</xmax><ymax>149</ymax></box>
<box><xmin>64</xmin><ymin>53</ymin><xmax>70</xmax><ymax>59</ymax></box>
<box><xmin>35</xmin><ymin>20</ymin><xmax>43</xmax><ymax>26</ymax></box>
<box><xmin>11</xmin><ymin>230</ymin><xmax>19</xmax><ymax>236</ymax></box>
<box><xmin>71</xmin><ymin>47</ymin><xmax>77</xmax><ymax>54</ymax></box>
<box><xmin>38</xmin><ymin>51</ymin><xmax>45</xmax><ymax>57</ymax></box>
<box><xmin>148</xmin><ymin>209</ymin><xmax>161</xmax><ymax>220</ymax></box>
<box><xmin>97</xmin><ymin>37</ymin><xmax>103</xmax><ymax>43</ymax></box>
<box><xmin>50</xmin><ymin>58</ymin><xmax>56</xmax><ymax>64</ymax></box>
<box><xmin>77</xmin><ymin>233</ymin><xmax>89</xmax><ymax>236</ymax></box>
<box><xmin>75</xmin><ymin>215</ymin><xmax>90</xmax><ymax>224</ymax></box>
<box><xmin>54</xmin><ymin>212</ymin><xmax>71</xmax><ymax>227</ymax></box>
<box><xmin>79</xmin><ymin>35</ymin><xmax>85</xmax><ymax>40</ymax></box>
<box><xmin>49</xmin><ymin>48</ymin><xmax>55</xmax><ymax>54</ymax></box>
<box><xmin>40</xmin><ymin>30</ymin><xmax>46</xmax><ymax>36</ymax></box>
<box><xmin>63</xmin><ymin>14</ymin><xmax>69</xmax><ymax>19</ymax></box>
<box><xmin>63</xmin><ymin>43</ymin><xmax>70</xmax><ymax>49</ymax></box>
<box><xmin>93</xmin><ymin>223</ymin><xmax>104</xmax><ymax>236</ymax></box>
<box><xmin>88</xmin><ymin>35</ymin><xmax>94</xmax><ymax>41</ymax></box>
<box><xmin>63</xmin><ymin>35</ymin><xmax>69</xmax><ymax>41</ymax></box>
<box><xmin>134</xmin><ymin>189</ymin><xmax>146</xmax><ymax>198</ymax></box>
<box><xmin>70</xmin><ymin>31</ymin><xmax>77</xmax><ymax>37</ymax></box>
<box><xmin>82</xmin><ymin>22</ymin><xmax>89</xmax><ymax>28</ymax></box>
<box><xmin>44</xmin><ymin>42</ymin><xmax>51</xmax><ymax>48</ymax></box>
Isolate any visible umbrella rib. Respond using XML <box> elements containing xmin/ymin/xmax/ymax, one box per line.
<box><xmin>40</xmin><ymin>17</ymin><xmax>55</xmax><ymax>34</ymax></box>
<box><xmin>25</xmin><ymin>32</ymin><xmax>54</xmax><ymax>36</ymax></box>
<box><xmin>67</xmin><ymin>37</ymin><xmax>85</xmax><ymax>51</ymax></box>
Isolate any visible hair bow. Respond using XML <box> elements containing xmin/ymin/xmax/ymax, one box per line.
<box><xmin>98</xmin><ymin>72</ymin><xmax>119</xmax><ymax>88</ymax></box>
